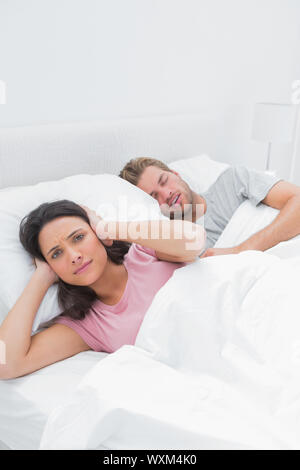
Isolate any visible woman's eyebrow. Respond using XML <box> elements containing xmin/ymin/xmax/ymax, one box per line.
<box><xmin>46</xmin><ymin>228</ymin><xmax>83</xmax><ymax>256</ymax></box>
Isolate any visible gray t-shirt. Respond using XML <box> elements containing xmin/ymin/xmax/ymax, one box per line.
<box><xmin>197</xmin><ymin>166</ymin><xmax>282</xmax><ymax>249</ymax></box>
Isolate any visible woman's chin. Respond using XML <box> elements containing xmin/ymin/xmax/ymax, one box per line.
<box><xmin>58</xmin><ymin>261</ymin><xmax>105</xmax><ymax>287</ymax></box>
<box><xmin>61</xmin><ymin>272</ymin><xmax>100</xmax><ymax>287</ymax></box>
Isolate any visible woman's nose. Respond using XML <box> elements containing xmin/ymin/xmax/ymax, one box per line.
<box><xmin>71</xmin><ymin>253</ymin><xmax>82</xmax><ymax>265</ymax></box>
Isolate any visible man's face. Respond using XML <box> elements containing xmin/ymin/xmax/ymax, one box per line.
<box><xmin>137</xmin><ymin>165</ymin><xmax>194</xmax><ymax>219</ymax></box>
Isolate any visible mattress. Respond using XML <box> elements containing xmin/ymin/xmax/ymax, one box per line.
<box><xmin>0</xmin><ymin>350</ymin><xmax>108</xmax><ymax>449</ymax></box>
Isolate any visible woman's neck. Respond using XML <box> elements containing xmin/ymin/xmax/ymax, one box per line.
<box><xmin>90</xmin><ymin>259</ymin><xmax>128</xmax><ymax>305</ymax></box>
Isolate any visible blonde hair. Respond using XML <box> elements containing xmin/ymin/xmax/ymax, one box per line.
<box><xmin>119</xmin><ymin>157</ymin><xmax>172</xmax><ymax>186</ymax></box>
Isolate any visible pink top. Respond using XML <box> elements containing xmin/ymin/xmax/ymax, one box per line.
<box><xmin>53</xmin><ymin>244</ymin><xmax>185</xmax><ymax>353</ymax></box>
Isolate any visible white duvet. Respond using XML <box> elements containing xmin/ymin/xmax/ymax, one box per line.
<box><xmin>39</xmin><ymin>202</ymin><xmax>300</xmax><ymax>450</ymax></box>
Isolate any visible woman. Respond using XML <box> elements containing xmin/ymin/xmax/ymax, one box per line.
<box><xmin>0</xmin><ymin>200</ymin><xmax>205</xmax><ymax>380</ymax></box>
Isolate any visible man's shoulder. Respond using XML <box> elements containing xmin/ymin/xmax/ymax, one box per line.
<box><xmin>215</xmin><ymin>165</ymin><xmax>249</xmax><ymax>181</ymax></box>
<box><xmin>204</xmin><ymin>165</ymin><xmax>261</xmax><ymax>192</ymax></box>
<box><xmin>201</xmin><ymin>164</ymin><xmax>275</xmax><ymax>198</ymax></box>
<box><xmin>202</xmin><ymin>166</ymin><xmax>235</xmax><ymax>196</ymax></box>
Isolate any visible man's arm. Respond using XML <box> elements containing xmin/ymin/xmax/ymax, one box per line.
<box><xmin>201</xmin><ymin>180</ymin><xmax>300</xmax><ymax>258</ymax></box>
<box><xmin>238</xmin><ymin>180</ymin><xmax>300</xmax><ymax>251</ymax></box>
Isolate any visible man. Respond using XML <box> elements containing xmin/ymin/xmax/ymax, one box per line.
<box><xmin>119</xmin><ymin>157</ymin><xmax>300</xmax><ymax>258</ymax></box>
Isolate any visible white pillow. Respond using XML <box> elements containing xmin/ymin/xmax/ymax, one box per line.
<box><xmin>215</xmin><ymin>199</ymin><xmax>300</xmax><ymax>259</ymax></box>
<box><xmin>0</xmin><ymin>173</ymin><xmax>164</xmax><ymax>333</ymax></box>
<box><xmin>169</xmin><ymin>154</ymin><xmax>229</xmax><ymax>193</ymax></box>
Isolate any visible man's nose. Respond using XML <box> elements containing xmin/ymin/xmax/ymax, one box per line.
<box><xmin>159</xmin><ymin>187</ymin><xmax>173</xmax><ymax>205</ymax></box>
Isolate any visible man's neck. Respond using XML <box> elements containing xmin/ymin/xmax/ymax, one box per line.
<box><xmin>191</xmin><ymin>192</ymin><xmax>207</xmax><ymax>223</ymax></box>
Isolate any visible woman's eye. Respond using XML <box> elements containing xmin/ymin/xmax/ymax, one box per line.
<box><xmin>52</xmin><ymin>250</ymin><xmax>61</xmax><ymax>259</ymax></box>
<box><xmin>74</xmin><ymin>234</ymin><xmax>84</xmax><ymax>242</ymax></box>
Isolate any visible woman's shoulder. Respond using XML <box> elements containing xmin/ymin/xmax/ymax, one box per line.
<box><xmin>51</xmin><ymin>305</ymin><xmax>99</xmax><ymax>328</ymax></box>
<box><xmin>125</xmin><ymin>243</ymin><xmax>157</xmax><ymax>264</ymax></box>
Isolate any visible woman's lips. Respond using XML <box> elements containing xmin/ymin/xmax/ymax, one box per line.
<box><xmin>74</xmin><ymin>260</ymin><xmax>93</xmax><ymax>274</ymax></box>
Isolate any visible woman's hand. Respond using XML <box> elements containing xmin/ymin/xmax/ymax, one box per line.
<box><xmin>81</xmin><ymin>205</ymin><xmax>113</xmax><ymax>246</ymax></box>
<box><xmin>33</xmin><ymin>258</ymin><xmax>58</xmax><ymax>286</ymax></box>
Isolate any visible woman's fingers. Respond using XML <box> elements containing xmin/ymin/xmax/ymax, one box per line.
<box><xmin>81</xmin><ymin>204</ymin><xmax>114</xmax><ymax>246</ymax></box>
<box><xmin>101</xmin><ymin>239</ymin><xmax>114</xmax><ymax>247</ymax></box>
<box><xmin>33</xmin><ymin>258</ymin><xmax>59</xmax><ymax>285</ymax></box>
<box><xmin>80</xmin><ymin>205</ymin><xmax>101</xmax><ymax>232</ymax></box>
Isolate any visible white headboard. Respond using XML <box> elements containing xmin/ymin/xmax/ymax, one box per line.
<box><xmin>0</xmin><ymin>113</ymin><xmax>215</xmax><ymax>189</ymax></box>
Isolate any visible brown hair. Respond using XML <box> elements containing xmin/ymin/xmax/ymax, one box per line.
<box><xmin>119</xmin><ymin>157</ymin><xmax>172</xmax><ymax>186</ymax></box>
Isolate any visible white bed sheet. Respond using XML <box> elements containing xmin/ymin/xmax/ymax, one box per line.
<box><xmin>3</xmin><ymin>201</ymin><xmax>300</xmax><ymax>450</ymax></box>
<box><xmin>0</xmin><ymin>350</ymin><xmax>108</xmax><ymax>450</ymax></box>
<box><xmin>39</xmin><ymin>200</ymin><xmax>300</xmax><ymax>450</ymax></box>
<box><xmin>40</xmin><ymin>251</ymin><xmax>300</xmax><ymax>450</ymax></box>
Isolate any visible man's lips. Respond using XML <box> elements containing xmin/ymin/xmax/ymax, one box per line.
<box><xmin>74</xmin><ymin>260</ymin><xmax>93</xmax><ymax>275</ymax></box>
<box><xmin>168</xmin><ymin>193</ymin><xmax>181</xmax><ymax>207</ymax></box>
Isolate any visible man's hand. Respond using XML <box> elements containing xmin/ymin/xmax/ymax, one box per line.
<box><xmin>200</xmin><ymin>246</ymin><xmax>240</xmax><ymax>258</ymax></box>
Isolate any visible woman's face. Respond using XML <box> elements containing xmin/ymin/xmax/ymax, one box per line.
<box><xmin>38</xmin><ymin>216</ymin><xmax>108</xmax><ymax>286</ymax></box>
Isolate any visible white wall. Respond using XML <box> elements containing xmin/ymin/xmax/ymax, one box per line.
<box><xmin>0</xmin><ymin>0</ymin><xmax>299</xmax><ymax>180</ymax></box>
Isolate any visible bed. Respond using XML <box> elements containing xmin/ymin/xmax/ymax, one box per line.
<box><xmin>0</xmin><ymin>113</ymin><xmax>217</xmax><ymax>450</ymax></box>
<box><xmin>1</xmin><ymin>114</ymin><xmax>300</xmax><ymax>450</ymax></box>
